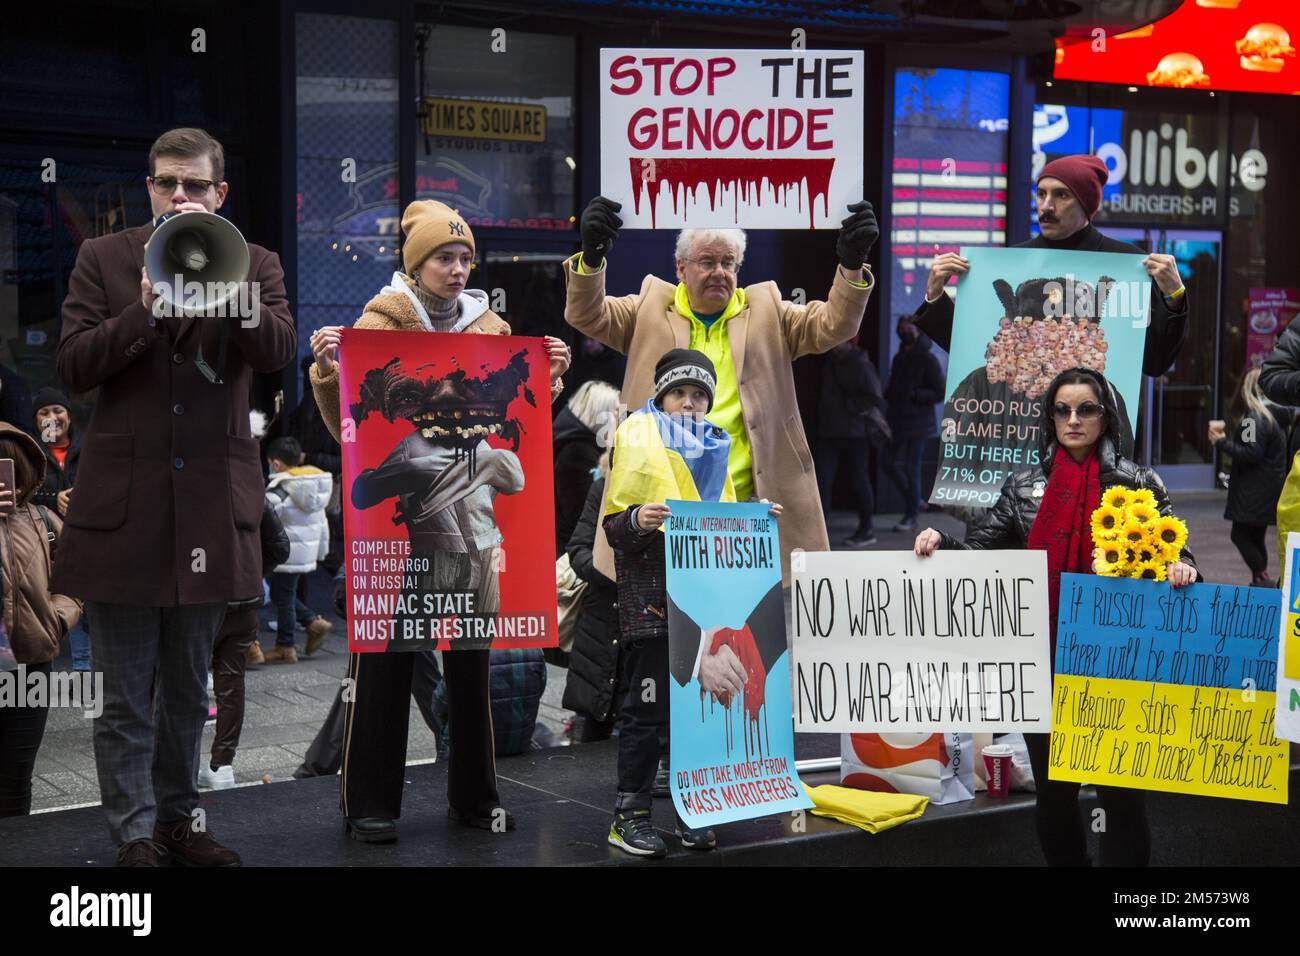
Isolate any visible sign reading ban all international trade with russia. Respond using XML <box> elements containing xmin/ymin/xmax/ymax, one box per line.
<box><xmin>1050</xmin><ymin>573</ymin><xmax>1288</xmax><ymax>804</ymax></box>
<box><xmin>599</xmin><ymin>49</ymin><xmax>864</xmax><ymax>229</ymax></box>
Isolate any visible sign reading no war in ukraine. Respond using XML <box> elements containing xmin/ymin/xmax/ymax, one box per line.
<box><xmin>791</xmin><ymin>550</ymin><xmax>1052</xmax><ymax>734</ymax></box>
<box><xmin>1051</xmin><ymin>573</ymin><xmax>1288</xmax><ymax>804</ymax></box>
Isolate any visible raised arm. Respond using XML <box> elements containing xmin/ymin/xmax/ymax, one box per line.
<box><xmin>775</xmin><ymin>267</ymin><xmax>874</xmax><ymax>359</ymax></box>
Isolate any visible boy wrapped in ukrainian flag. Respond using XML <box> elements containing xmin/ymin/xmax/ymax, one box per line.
<box><xmin>603</xmin><ymin>348</ymin><xmax>781</xmax><ymax>857</ymax></box>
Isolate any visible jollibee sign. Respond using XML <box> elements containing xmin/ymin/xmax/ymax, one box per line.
<box><xmin>599</xmin><ymin>49</ymin><xmax>864</xmax><ymax>229</ymax></box>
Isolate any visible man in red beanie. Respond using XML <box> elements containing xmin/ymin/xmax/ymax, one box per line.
<box><xmin>916</xmin><ymin>153</ymin><xmax>1188</xmax><ymax>382</ymax></box>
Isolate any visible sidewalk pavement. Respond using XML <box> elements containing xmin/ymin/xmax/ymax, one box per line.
<box><xmin>27</xmin><ymin>490</ymin><xmax>1256</xmax><ymax>814</ymax></box>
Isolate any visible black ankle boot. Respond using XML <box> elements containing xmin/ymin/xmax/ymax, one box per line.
<box><xmin>345</xmin><ymin>817</ymin><xmax>398</xmax><ymax>844</ymax></box>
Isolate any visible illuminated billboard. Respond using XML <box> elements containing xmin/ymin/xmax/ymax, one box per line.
<box><xmin>1055</xmin><ymin>1</ymin><xmax>1299</xmax><ymax>96</ymax></box>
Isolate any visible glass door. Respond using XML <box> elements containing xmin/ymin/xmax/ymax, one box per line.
<box><xmin>1107</xmin><ymin>227</ymin><xmax>1222</xmax><ymax>491</ymax></box>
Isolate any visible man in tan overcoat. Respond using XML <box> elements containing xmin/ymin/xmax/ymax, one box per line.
<box><xmin>564</xmin><ymin>196</ymin><xmax>879</xmax><ymax>584</ymax></box>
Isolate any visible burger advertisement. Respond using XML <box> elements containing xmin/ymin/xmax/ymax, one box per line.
<box><xmin>1056</xmin><ymin>1</ymin><xmax>1299</xmax><ymax>96</ymax></box>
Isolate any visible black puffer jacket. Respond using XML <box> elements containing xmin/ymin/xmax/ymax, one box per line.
<box><xmin>552</xmin><ymin>407</ymin><xmax>601</xmax><ymax>556</ymax></box>
<box><xmin>1260</xmin><ymin>322</ymin><xmax>1300</xmax><ymax>406</ymax></box>
<box><xmin>228</xmin><ymin>501</ymin><xmax>291</xmax><ymax>609</ymax></box>
<box><xmin>885</xmin><ymin>332</ymin><xmax>945</xmax><ymax>437</ymax></box>
<box><xmin>938</xmin><ymin>367</ymin><xmax>1198</xmax><ymax>576</ymax></box>
<box><xmin>603</xmin><ymin>504</ymin><xmax>668</xmax><ymax>645</ymax></box>
<box><xmin>1218</xmin><ymin>405</ymin><xmax>1292</xmax><ymax>527</ymax></box>
<box><xmin>562</xmin><ymin>477</ymin><xmax>622</xmax><ymax>722</ymax></box>
<box><xmin>818</xmin><ymin>345</ymin><xmax>883</xmax><ymax>440</ymax></box>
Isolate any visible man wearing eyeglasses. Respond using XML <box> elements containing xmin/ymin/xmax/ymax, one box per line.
<box><xmin>51</xmin><ymin>127</ymin><xmax>296</xmax><ymax>867</ymax></box>
<box><xmin>565</xmin><ymin>196</ymin><xmax>878</xmax><ymax>586</ymax></box>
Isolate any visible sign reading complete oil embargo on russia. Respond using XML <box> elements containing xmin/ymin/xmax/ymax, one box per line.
<box><xmin>421</xmin><ymin>97</ymin><xmax>547</xmax><ymax>143</ymax></box>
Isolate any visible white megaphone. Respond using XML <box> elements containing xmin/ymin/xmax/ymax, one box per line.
<box><xmin>145</xmin><ymin>211</ymin><xmax>250</xmax><ymax>317</ymax></box>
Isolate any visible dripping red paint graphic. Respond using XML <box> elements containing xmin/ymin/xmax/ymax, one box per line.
<box><xmin>629</xmin><ymin>158</ymin><xmax>835</xmax><ymax>228</ymax></box>
<box><xmin>699</xmin><ymin>623</ymin><xmax>770</xmax><ymax>761</ymax></box>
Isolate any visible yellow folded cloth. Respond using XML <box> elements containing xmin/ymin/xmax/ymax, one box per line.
<box><xmin>803</xmin><ymin>782</ymin><xmax>928</xmax><ymax>834</ymax></box>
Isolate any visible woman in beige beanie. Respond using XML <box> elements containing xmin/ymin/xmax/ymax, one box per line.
<box><xmin>308</xmin><ymin>200</ymin><xmax>569</xmax><ymax>844</ymax></box>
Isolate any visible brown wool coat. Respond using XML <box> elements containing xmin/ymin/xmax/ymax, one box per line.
<box><xmin>309</xmin><ymin>290</ymin><xmax>513</xmax><ymax>445</ymax></box>
<box><xmin>564</xmin><ymin>259</ymin><xmax>873</xmax><ymax>582</ymax></box>
<box><xmin>0</xmin><ymin>424</ymin><xmax>84</xmax><ymax>663</ymax></box>
<box><xmin>51</xmin><ymin>223</ymin><xmax>297</xmax><ymax>606</ymax></box>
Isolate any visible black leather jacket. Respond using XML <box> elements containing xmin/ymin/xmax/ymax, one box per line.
<box><xmin>939</xmin><ymin>434</ymin><xmax>1198</xmax><ymax>576</ymax></box>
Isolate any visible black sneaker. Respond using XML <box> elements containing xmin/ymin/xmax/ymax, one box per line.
<box><xmin>843</xmin><ymin>531</ymin><xmax>878</xmax><ymax>548</ymax></box>
<box><xmin>608</xmin><ymin>809</ymin><xmax>666</xmax><ymax>858</ymax></box>
<box><xmin>652</xmin><ymin>758</ymin><xmax>670</xmax><ymax>798</ymax></box>
<box><xmin>675</xmin><ymin>815</ymin><xmax>717</xmax><ymax>850</ymax></box>
<box><xmin>892</xmin><ymin>517</ymin><xmax>917</xmax><ymax>532</ymax></box>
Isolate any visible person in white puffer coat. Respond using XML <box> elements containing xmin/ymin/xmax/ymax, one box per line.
<box><xmin>261</xmin><ymin>436</ymin><xmax>334</xmax><ymax>664</ymax></box>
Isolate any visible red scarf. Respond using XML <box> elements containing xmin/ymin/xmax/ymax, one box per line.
<box><xmin>1026</xmin><ymin>445</ymin><xmax>1101</xmax><ymax>653</ymax></box>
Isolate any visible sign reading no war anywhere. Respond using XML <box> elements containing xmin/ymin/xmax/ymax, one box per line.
<box><xmin>792</xmin><ymin>551</ymin><xmax>1052</xmax><ymax>733</ymax></box>
<box><xmin>599</xmin><ymin>49</ymin><xmax>864</xmax><ymax>229</ymax></box>
<box><xmin>1051</xmin><ymin>573</ymin><xmax>1288</xmax><ymax>804</ymax></box>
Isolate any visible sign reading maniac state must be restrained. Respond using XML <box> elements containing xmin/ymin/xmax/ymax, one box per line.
<box><xmin>1051</xmin><ymin>573</ymin><xmax>1288</xmax><ymax>804</ymax></box>
<box><xmin>792</xmin><ymin>551</ymin><xmax>1052</xmax><ymax>733</ymax></box>
<box><xmin>599</xmin><ymin>48</ymin><xmax>864</xmax><ymax>229</ymax></box>
<box><xmin>337</xmin><ymin>329</ymin><xmax>558</xmax><ymax>653</ymax></box>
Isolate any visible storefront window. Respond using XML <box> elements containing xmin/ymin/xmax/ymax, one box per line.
<box><xmin>414</xmin><ymin>24</ymin><xmax>576</xmax><ymax>232</ymax></box>
<box><xmin>890</xmin><ymin>67</ymin><xmax>1010</xmax><ymax>328</ymax></box>
<box><xmin>295</xmin><ymin>12</ymin><xmax>400</xmax><ymax>365</ymax></box>
<box><xmin>0</xmin><ymin>156</ymin><xmax>153</xmax><ymax>415</ymax></box>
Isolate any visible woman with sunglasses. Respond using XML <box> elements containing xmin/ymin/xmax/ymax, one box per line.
<box><xmin>913</xmin><ymin>366</ymin><xmax>1197</xmax><ymax>866</ymax></box>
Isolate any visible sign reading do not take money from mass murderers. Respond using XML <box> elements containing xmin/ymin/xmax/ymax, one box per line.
<box><xmin>792</xmin><ymin>550</ymin><xmax>1052</xmax><ymax>733</ymax></box>
<box><xmin>599</xmin><ymin>49</ymin><xmax>864</xmax><ymax>229</ymax></box>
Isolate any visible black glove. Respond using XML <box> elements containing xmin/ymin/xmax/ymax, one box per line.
<box><xmin>836</xmin><ymin>200</ymin><xmax>879</xmax><ymax>271</ymax></box>
<box><xmin>580</xmin><ymin>196</ymin><xmax>623</xmax><ymax>269</ymax></box>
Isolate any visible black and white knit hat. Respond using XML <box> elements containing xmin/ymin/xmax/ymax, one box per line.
<box><xmin>652</xmin><ymin>348</ymin><xmax>717</xmax><ymax>410</ymax></box>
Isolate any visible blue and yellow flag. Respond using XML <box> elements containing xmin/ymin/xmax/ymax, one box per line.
<box><xmin>605</xmin><ymin>399</ymin><xmax>736</xmax><ymax>521</ymax></box>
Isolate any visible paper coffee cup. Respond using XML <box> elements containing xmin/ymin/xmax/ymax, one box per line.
<box><xmin>982</xmin><ymin>743</ymin><xmax>1014</xmax><ymax>798</ymax></box>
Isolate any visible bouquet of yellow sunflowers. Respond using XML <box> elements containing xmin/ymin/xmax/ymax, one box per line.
<box><xmin>1089</xmin><ymin>485</ymin><xmax>1189</xmax><ymax>581</ymax></box>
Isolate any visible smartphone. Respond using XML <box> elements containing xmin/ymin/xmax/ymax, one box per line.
<box><xmin>0</xmin><ymin>458</ymin><xmax>14</xmax><ymax>516</ymax></box>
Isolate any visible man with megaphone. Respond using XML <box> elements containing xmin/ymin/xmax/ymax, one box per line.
<box><xmin>51</xmin><ymin>127</ymin><xmax>296</xmax><ymax>867</ymax></box>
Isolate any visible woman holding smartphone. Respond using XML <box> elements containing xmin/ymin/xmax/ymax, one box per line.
<box><xmin>913</xmin><ymin>367</ymin><xmax>1196</xmax><ymax>866</ymax></box>
<box><xmin>0</xmin><ymin>422</ymin><xmax>84</xmax><ymax>816</ymax></box>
